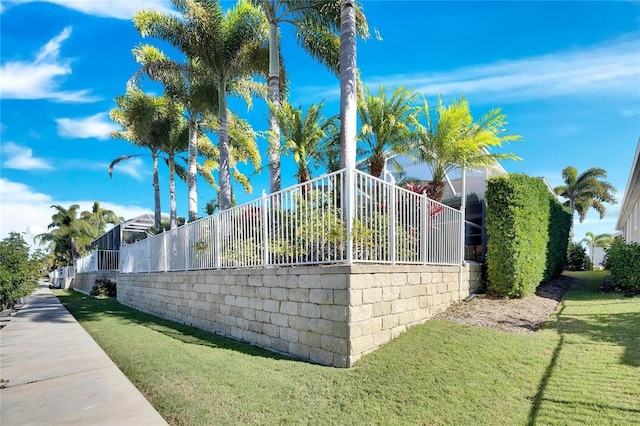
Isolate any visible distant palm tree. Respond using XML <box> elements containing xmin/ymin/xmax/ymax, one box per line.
<box><xmin>35</xmin><ymin>204</ymin><xmax>96</xmax><ymax>265</ymax></box>
<box><xmin>413</xmin><ymin>95</ymin><xmax>521</xmax><ymax>202</ymax></box>
<box><xmin>554</xmin><ymin>166</ymin><xmax>617</xmax><ymax>237</ymax></box>
<box><xmin>581</xmin><ymin>231</ymin><xmax>613</xmax><ymax>266</ymax></box>
<box><xmin>269</xmin><ymin>101</ymin><xmax>337</xmax><ymax>183</ymax></box>
<box><xmin>135</xmin><ymin>0</ymin><xmax>269</xmax><ymax>211</ymax></box>
<box><xmin>80</xmin><ymin>202</ymin><xmax>120</xmax><ymax>236</ymax></box>
<box><xmin>357</xmin><ymin>85</ymin><xmax>419</xmax><ymax>178</ymax></box>
<box><xmin>109</xmin><ymin>88</ymin><xmax>170</xmax><ymax>233</ymax></box>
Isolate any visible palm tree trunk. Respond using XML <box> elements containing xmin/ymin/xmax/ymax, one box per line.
<box><xmin>218</xmin><ymin>78</ymin><xmax>232</xmax><ymax>211</ymax></box>
<box><xmin>169</xmin><ymin>153</ymin><xmax>177</xmax><ymax>230</ymax></box>
<box><xmin>152</xmin><ymin>151</ymin><xmax>161</xmax><ymax>233</ymax></box>
<box><xmin>339</xmin><ymin>0</ymin><xmax>357</xmax><ymax>170</ymax></box>
<box><xmin>569</xmin><ymin>197</ymin><xmax>575</xmax><ymax>239</ymax></box>
<box><xmin>428</xmin><ymin>179</ymin><xmax>446</xmax><ymax>202</ymax></box>
<box><xmin>369</xmin><ymin>153</ymin><xmax>385</xmax><ymax>178</ymax></box>
<box><xmin>187</xmin><ymin>118</ymin><xmax>198</xmax><ymax>222</ymax></box>
<box><xmin>268</xmin><ymin>17</ymin><xmax>281</xmax><ymax>194</ymax></box>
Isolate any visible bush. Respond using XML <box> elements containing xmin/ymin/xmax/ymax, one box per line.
<box><xmin>566</xmin><ymin>242</ymin><xmax>588</xmax><ymax>271</ymax></box>
<box><xmin>0</xmin><ymin>232</ymin><xmax>46</xmax><ymax>309</ymax></box>
<box><xmin>90</xmin><ymin>279</ymin><xmax>117</xmax><ymax>297</ymax></box>
<box><xmin>605</xmin><ymin>238</ymin><xmax>640</xmax><ymax>292</ymax></box>
<box><xmin>485</xmin><ymin>174</ymin><xmax>571</xmax><ymax>298</ymax></box>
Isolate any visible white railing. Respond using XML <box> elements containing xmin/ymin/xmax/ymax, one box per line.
<box><xmin>120</xmin><ymin>168</ymin><xmax>463</xmax><ymax>273</ymax></box>
<box><xmin>76</xmin><ymin>250</ymin><xmax>120</xmax><ymax>273</ymax></box>
<box><xmin>49</xmin><ymin>265</ymin><xmax>75</xmax><ymax>280</ymax></box>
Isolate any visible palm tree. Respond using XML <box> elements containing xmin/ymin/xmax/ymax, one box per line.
<box><xmin>581</xmin><ymin>231</ymin><xmax>613</xmax><ymax>266</ymax></box>
<box><xmin>135</xmin><ymin>0</ymin><xmax>269</xmax><ymax>212</ymax></box>
<box><xmin>80</xmin><ymin>202</ymin><xmax>120</xmax><ymax>235</ymax></box>
<box><xmin>339</xmin><ymin>0</ymin><xmax>358</xmax><ymax>171</ymax></box>
<box><xmin>357</xmin><ymin>85</ymin><xmax>419</xmax><ymax>178</ymax></box>
<box><xmin>413</xmin><ymin>95</ymin><xmax>522</xmax><ymax>202</ymax></box>
<box><xmin>554</xmin><ymin>166</ymin><xmax>617</xmax><ymax>236</ymax></box>
<box><xmin>109</xmin><ymin>87</ymin><xmax>169</xmax><ymax>233</ymax></box>
<box><xmin>35</xmin><ymin>204</ymin><xmax>96</xmax><ymax>265</ymax></box>
<box><xmin>253</xmin><ymin>0</ymin><xmax>369</xmax><ymax>193</ymax></box>
<box><xmin>269</xmin><ymin>101</ymin><xmax>337</xmax><ymax>183</ymax></box>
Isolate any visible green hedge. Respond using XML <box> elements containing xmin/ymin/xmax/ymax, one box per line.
<box><xmin>485</xmin><ymin>174</ymin><xmax>571</xmax><ymax>298</ymax></box>
<box><xmin>606</xmin><ymin>238</ymin><xmax>640</xmax><ymax>292</ymax></box>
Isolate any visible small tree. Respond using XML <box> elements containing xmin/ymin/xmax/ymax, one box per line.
<box><xmin>566</xmin><ymin>241</ymin><xmax>588</xmax><ymax>271</ymax></box>
<box><xmin>1</xmin><ymin>233</ymin><xmax>46</xmax><ymax>309</ymax></box>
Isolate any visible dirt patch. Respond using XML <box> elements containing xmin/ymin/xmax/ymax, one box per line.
<box><xmin>433</xmin><ymin>275</ymin><xmax>575</xmax><ymax>334</ymax></box>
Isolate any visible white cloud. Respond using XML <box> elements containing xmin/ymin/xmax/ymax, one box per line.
<box><xmin>56</xmin><ymin>113</ymin><xmax>119</xmax><ymax>140</ymax></box>
<box><xmin>109</xmin><ymin>156</ymin><xmax>147</xmax><ymax>180</ymax></box>
<box><xmin>2</xmin><ymin>142</ymin><xmax>54</xmax><ymax>170</ymax></box>
<box><xmin>304</xmin><ymin>36</ymin><xmax>640</xmax><ymax>103</ymax></box>
<box><xmin>0</xmin><ymin>26</ymin><xmax>98</xmax><ymax>102</ymax></box>
<box><xmin>9</xmin><ymin>0</ymin><xmax>175</xmax><ymax>19</ymax></box>
<box><xmin>0</xmin><ymin>178</ymin><xmax>151</xmax><ymax>250</ymax></box>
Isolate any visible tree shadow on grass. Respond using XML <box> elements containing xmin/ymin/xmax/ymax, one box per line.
<box><xmin>55</xmin><ymin>290</ymin><xmax>294</xmax><ymax>363</ymax></box>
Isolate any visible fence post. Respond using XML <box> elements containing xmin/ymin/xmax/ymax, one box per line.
<box><xmin>421</xmin><ymin>191</ymin><xmax>428</xmax><ymax>264</ymax></box>
<box><xmin>185</xmin><ymin>225</ymin><xmax>190</xmax><ymax>271</ymax></box>
<box><xmin>214</xmin><ymin>213</ymin><xmax>221</xmax><ymax>269</ymax></box>
<box><xmin>261</xmin><ymin>190</ymin><xmax>269</xmax><ymax>268</ymax></box>
<box><xmin>389</xmin><ymin>184</ymin><xmax>397</xmax><ymax>264</ymax></box>
<box><xmin>460</xmin><ymin>166</ymin><xmax>466</xmax><ymax>265</ymax></box>
<box><xmin>163</xmin><ymin>232</ymin><xmax>168</xmax><ymax>272</ymax></box>
<box><xmin>345</xmin><ymin>168</ymin><xmax>355</xmax><ymax>264</ymax></box>
<box><xmin>147</xmin><ymin>236</ymin><xmax>151</xmax><ymax>273</ymax></box>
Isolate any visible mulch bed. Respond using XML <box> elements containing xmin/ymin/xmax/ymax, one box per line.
<box><xmin>433</xmin><ymin>275</ymin><xmax>575</xmax><ymax>334</ymax></box>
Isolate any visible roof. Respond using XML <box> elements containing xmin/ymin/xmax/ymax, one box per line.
<box><xmin>616</xmin><ymin>137</ymin><xmax>640</xmax><ymax>231</ymax></box>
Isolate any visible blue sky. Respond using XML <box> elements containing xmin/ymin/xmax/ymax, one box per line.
<box><xmin>1</xmin><ymin>0</ymin><xmax>639</xmax><ymax>249</ymax></box>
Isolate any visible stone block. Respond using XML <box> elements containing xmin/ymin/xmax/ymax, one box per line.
<box><xmin>236</xmin><ymin>296</ymin><xmax>249</xmax><ymax>308</ymax></box>
<box><xmin>288</xmin><ymin>289</ymin><xmax>309</xmax><ymax>303</ymax></box>
<box><xmin>272</xmin><ymin>338</ymin><xmax>289</xmax><ymax>354</ymax></box>
<box><xmin>391</xmin><ymin>325</ymin><xmax>407</xmax><ymax>339</ymax></box>
<box><xmin>360</xmin><ymin>317</ymin><xmax>383</xmax><ymax>335</ymax></box>
<box><xmin>299</xmin><ymin>274</ymin><xmax>322</xmax><ymax>289</ymax></box>
<box><xmin>349</xmin><ymin>334</ymin><xmax>373</xmax><ymax>356</ymax></box>
<box><xmin>382</xmin><ymin>286</ymin><xmax>400</xmax><ymax>302</ymax></box>
<box><xmin>279</xmin><ymin>274</ymin><xmax>298</xmax><ymax>289</ymax></box>
<box><xmin>390</xmin><ymin>273</ymin><xmax>407</xmax><ymax>286</ymax></box>
<box><xmin>322</xmin><ymin>273</ymin><xmax>347</xmax><ymax>290</ymax></box>
<box><xmin>309</xmin><ymin>347</ymin><xmax>334</xmax><ymax>366</ymax></box>
<box><xmin>308</xmin><ymin>318</ymin><xmax>333</xmax><ymax>335</ymax></box>
<box><xmin>333</xmin><ymin>289</ymin><xmax>348</xmax><ymax>306</ymax></box>
<box><xmin>289</xmin><ymin>342</ymin><xmax>310</xmax><ymax>359</ymax></box>
<box><xmin>255</xmin><ymin>310</ymin><xmax>271</xmax><ymax>323</ymax></box>
<box><xmin>242</xmin><ymin>286</ymin><xmax>257</xmax><ymax>298</ymax></box>
<box><xmin>382</xmin><ymin>315</ymin><xmax>399</xmax><ymax>330</ymax></box>
<box><xmin>257</xmin><ymin>287</ymin><xmax>271</xmax><ymax>299</ymax></box>
<box><xmin>224</xmin><ymin>295</ymin><xmax>236</xmax><ymax>306</ymax></box>
<box><xmin>333</xmin><ymin>321</ymin><xmax>348</xmax><ymax>338</ymax></box>
<box><xmin>299</xmin><ymin>303</ymin><xmax>321</xmax><ymax>318</ymax></box>
<box><xmin>407</xmin><ymin>273</ymin><xmax>421</xmax><ymax>285</ymax></box>
<box><xmin>263</xmin><ymin>323</ymin><xmax>279</xmax><ymax>337</ymax></box>
<box><xmin>362</xmin><ymin>288</ymin><xmax>383</xmax><ymax>304</ymax></box>
<box><xmin>280</xmin><ymin>301</ymin><xmax>299</xmax><ymax>316</ymax></box>
<box><xmin>350</xmin><ymin>274</ymin><xmax>372</xmax><ymax>290</ymax></box>
<box><xmin>298</xmin><ymin>331</ymin><xmax>321</xmax><ymax>348</ymax></box>
<box><xmin>271</xmin><ymin>312</ymin><xmax>289</xmax><ymax>327</ymax></box>
<box><xmin>372</xmin><ymin>329</ymin><xmax>392</xmax><ymax>347</ymax></box>
<box><xmin>350</xmin><ymin>304</ymin><xmax>372</xmax><ymax>322</ymax></box>
<box><xmin>241</xmin><ymin>308</ymin><xmax>256</xmax><ymax>321</ymax></box>
<box><xmin>321</xmin><ymin>305</ymin><xmax>347</xmax><ymax>322</ymax></box>
<box><xmin>248</xmin><ymin>275</ymin><xmax>263</xmax><ymax>287</ymax></box>
<box><xmin>372</xmin><ymin>301</ymin><xmax>391</xmax><ymax>317</ymax></box>
<box><xmin>349</xmin><ymin>289</ymin><xmax>363</xmax><ymax>306</ymax></box>
<box><xmin>288</xmin><ymin>315</ymin><xmax>309</xmax><ymax>332</ymax></box>
<box><xmin>280</xmin><ymin>327</ymin><xmax>299</xmax><ymax>343</ymax></box>
<box><xmin>309</xmin><ymin>289</ymin><xmax>333</xmax><ymax>304</ymax></box>
<box><xmin>271</xmin><ymin>287</ymin><xmax>288</xmax><ymax>301</ymax></box>
<box><xmin>263</xmin><ymin>299</ymin><xmax>280</xmax><ymax>313</ymax></box>
<box><xmin>321</xmin><ymin>335</ymin><xmax>347</xmax><ymax>354</ymax></box>
<box><xmin>248</xmin><ymin>297</ymin><xmax>262</xmax><ymax>310</ymax></box>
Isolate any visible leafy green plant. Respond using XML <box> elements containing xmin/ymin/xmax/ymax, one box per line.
<box><xmin>566</xmin><ymin>242</ymin><xmax>588</xmax><ymax>271</ymax></box>
<box><xmin>90</xmin><ymin>279</ymin><xmax>117</xmax><ymax>298</ymax></box>
<box><xmin>0</xmin><ymin>232</ymin><xmax>46</xmax><ymax>309</ymax></box>
<box><xmin>486</xmin><ymin>174</ymin><xmax>571</xmax><ymax>298</ymax></box>
<box><xmin>605</xmin><ymin>238</ymin><xmax>640</xmax><ymax>292</ymax></box>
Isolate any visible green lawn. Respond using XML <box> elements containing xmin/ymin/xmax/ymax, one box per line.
<box><xmin>54</xmin><ymin>271</ymin><xmax>639</xmax><ymax>425</ymax></box>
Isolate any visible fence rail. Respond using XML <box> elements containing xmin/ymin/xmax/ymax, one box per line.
<box><xmin>120</xmin><ymin>169</ymin><xmax>464</xmax><ymax>273</ymax></box>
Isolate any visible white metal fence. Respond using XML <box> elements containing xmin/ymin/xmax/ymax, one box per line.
<box><xmin>49</xmin><ymin>265</ymin><xmax>75</xmax><ymax>281</ymax></box>
<box><xmin>120</xmin><ymin>169</ymin><xmax>463</xmax><ymax>273</ymax></box>
<box><xmin>76</xmin><ymin>250</ymin><xmax>119</xmax><ymax>273</ymax></box>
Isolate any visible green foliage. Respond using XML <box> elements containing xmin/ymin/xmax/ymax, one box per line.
<box><xmin>605</xmin><ymin>238</ymin><xmax>640</xmax><ymax>292</ymax></box>
<box><xmin>0</xmin><ymin>232</ymin><xmax>46</xmax><ymax>309</ymax></box>
<box><xmin>486</xmin><ymin>174</ymin><xmax>571</xmax><ymax>298</ymax></box>
<box><xmin>566</xmin><ymin>242</ymin><xmax>588</xmax><ymax>271</ymax></box>
<box><xmin>90</xmin><ymin>279</ymin><xmax>117</xmax><ymax>298</ymax></box>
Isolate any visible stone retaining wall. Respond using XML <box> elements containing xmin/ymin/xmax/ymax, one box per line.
<box><xmin>117</xmin><ymin>263</ymin><xmax>482</xmax><ymax>368</ymax></box>
<box><xmin>72</xmin><ymin>272</ymin><xmax>118</xmax><ymax>295</ymax></box>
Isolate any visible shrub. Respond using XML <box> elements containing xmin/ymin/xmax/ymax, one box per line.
<box><xmin>90</xmin><ymin>279</ymin><xmax>117</xmax><ymax>298</ymax></box>
<box><xmin>0</xmin><ymin>232</ymin><xmax>46</xmax><ymax>309</ymax></box>
<box><xmin>485</xmin><ymin>174</ymin><xmax>571</xmax><ymax>298</ymax></box>
<box><xmin>605</xmin><ymin>238</ymin><xmax>640</xmax><ymax>292</ymax></box>
<box><xmin>566</xmin><ymin>242</ymin><xmax>588</xmax><ymax>271</ymax></box>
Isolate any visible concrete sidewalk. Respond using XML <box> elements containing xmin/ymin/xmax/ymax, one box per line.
<box><xmin>0</xmin><ymin>282</ymin><xmax>167</xmax><ymax>426</ymax></box>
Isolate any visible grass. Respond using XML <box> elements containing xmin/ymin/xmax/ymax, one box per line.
<box><xmin>53</xmin><ymin>271</ymin><xmax>639</xmax><ymax>425</ymax></box>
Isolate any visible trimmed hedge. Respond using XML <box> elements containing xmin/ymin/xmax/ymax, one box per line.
<box><xmin>606</xmin><ymin>238</ymin><xmax>640</xmax><ymax>292</ymax></box>
<box><xmin>486</xmin><ymin>174</ymin><xmax>571</xmax><ymax>298</ymax></box>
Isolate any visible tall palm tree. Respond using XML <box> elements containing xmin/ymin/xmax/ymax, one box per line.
<box><xmin>554</xmin><ymin>166</ymin><xmax>617</xmax><ymax>236</ymax></box>
<box><xmin>357</xmin><ymin>85</ymin><xmax>419</xmax><ymax>178</ymax></box>
<box><xmin>269</xmin><ymin>101</ymin><xmax>337</xmax><ymax>183</ymax></box>
<box><xmin>109</xmin><ymin>87</ymin><xmax>169</xmax><ymax>233</ymax></box>
<box><xmin>135</xmin><ymin>0</ymin><xmax>270</xmax><ymax>211</ymax></box>
<box><xmin>131</xmin><ymin>44</ymin><xmax>214</xmax><ymax>223</ymax></box>
<box><xmin>581</xmin><ymin>231</ymin><xmax>613</xmax><ymax>266</ymax></box>
<box><xmin>413</xmin><ymin>95</ymin><xmax>521</xmax><ymax>201</ymax></box>
<box><xmin>339</xmin><ymin>0</ymin><xmax>358</xmax><ymax>171</ymax></box>
<box><xmin>253</xmin><ymin>0</ymin><xmax>369</xmax><ymax>193</ymax></box>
